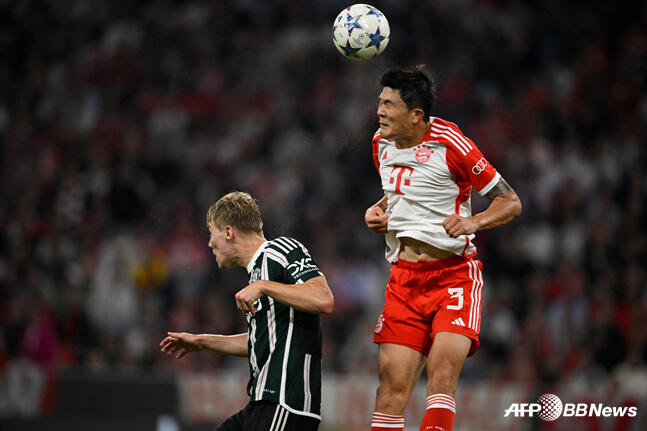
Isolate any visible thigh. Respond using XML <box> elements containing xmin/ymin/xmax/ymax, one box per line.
<box><xmin>378</xmin><ymin>343</ymin><xmax>426</xmax><ymax>394</ymax></box>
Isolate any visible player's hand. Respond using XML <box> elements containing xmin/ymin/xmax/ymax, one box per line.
<box><xmin>442</xmin><ymin>214</ymin><xmax>479</xmax><ymax>238</ymax></box>
<box><xmin>365</xmin><ymin>205</ymin><xmax>388</xmax><ymax>234</ymax></box>
<box><xmin>235</xmin><ymin>282</ymin><xmax>264</xmax><ymax>316</ymax></box>
<box><xmin>160</xmin><ymin>332</ymin><xmax>203</xmax><ymax>359</ymax></box>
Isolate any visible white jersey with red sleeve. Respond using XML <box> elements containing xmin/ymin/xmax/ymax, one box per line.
<box><xmin>371</xmin><ymin>116</ymin><xmax>500</xmax><ymax>263</ymax></box>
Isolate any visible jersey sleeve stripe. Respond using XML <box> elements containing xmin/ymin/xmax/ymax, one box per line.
<box><xmin>279</xmin><ymin>237</ymin><xmax>302</xmax><ymax>250</ymax></box>
<box><xmin>431</xmin><ymin>123</ymin><xmax>474</xmax><ymax>153</ymax></box>
<box><xmin>269</xmin><ymin>239</ymin><xmax>291</xmax><ymax>254</ymax></box>
<box><xmin>266</xmin><ymin>250</ymin><xmax>289</xmax><ymax>266</ymax></box>
<box><xmin>276</xmin><ymin>236</ymin><xmax>297</xmax><ymax>251</ymax></box>
<box><xmin>285</xmin><ymin>238</ymin><xmax>311</xmax><ymax>255</ymax></box>
<box><xmin>430</xmin><ymin>126</ymin><xmax>471</xmax><ymax>155</ymax></box>
<box><xmin>265</xmin><ymin>237</ymin><xmax>312</xmax><ymax>266</ymax></box>
<box><xmin>429</xmin><ymin>130</ymin><xmax>468</xmax><ymax>156</ymax></box>
<box><xmin>275</xmin><ymin>237</ymin><xmax>298</xmax><ymax>251</ymax></box>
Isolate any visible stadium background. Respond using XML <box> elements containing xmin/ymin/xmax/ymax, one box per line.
<box><xmin>1</xmin><ymin>0</ymin><xmax>645</xmax><ymax>430</ymax></box>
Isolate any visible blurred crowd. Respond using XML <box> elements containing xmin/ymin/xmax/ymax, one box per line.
<box><xmin>1</xmin><ymin>0</ymin><xmax>646</xmax><ymax>399</ymax></box>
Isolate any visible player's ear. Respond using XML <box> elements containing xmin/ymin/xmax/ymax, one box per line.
<box><xmin>411</xmin><ymin>107</ymin><xmax>425</xmax><ymax>124</ymax></box>
<box><xmin>224</xmin><ymin>225</ymin><xmax>234</xmax><ymax>240</ymax></box>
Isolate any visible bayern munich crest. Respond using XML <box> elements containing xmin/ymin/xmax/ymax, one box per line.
<box><xmin>374</xmin><ymin>313</ymin><xmax>384</xmax><ymax>333</ymax></box>
<box><xmin>415</xmin><ymin>146</ymin><xmax>432</xmax><ymax>163</ymax></box>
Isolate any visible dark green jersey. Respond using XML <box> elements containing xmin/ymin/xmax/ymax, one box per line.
<box><xmin>244</xmin><ymin>237</ymin><xmax>325</xmax><ymax>419</ymax></box>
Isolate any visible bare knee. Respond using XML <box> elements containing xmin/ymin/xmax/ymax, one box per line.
<box><xmin>427</xmin><ymin>364</ymin><xmax>456</xmax><ymax>396</ymax></box>
<box><xmin>376</xmin><ymin>378</ymin><xmax>411</xmax><ymax>413</ymax></box>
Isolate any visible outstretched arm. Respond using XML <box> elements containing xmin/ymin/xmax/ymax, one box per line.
<box><xmin>160</xmin><ymin>332</ymin><xmax>248</xmax><ymax>359</ymax></box>
<box><xmin>235</xmin><ymin>275</ymin><xmax>334</xmax><ymax>316</ymax></box>
<box><xmin>443</xmin><ymin>178</ymin><xmax>522</xmax><ymax>238</ymax></box>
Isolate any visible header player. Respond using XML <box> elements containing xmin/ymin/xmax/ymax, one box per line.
<box><xmin>366</xmin><ymin>67</ymin><xmax>521</xmax><ymax>431</ymax></box>
<box><xmin>161</xmin><ymin>191</ymin><xmax>334</xmax><ymax>431</ymax></box>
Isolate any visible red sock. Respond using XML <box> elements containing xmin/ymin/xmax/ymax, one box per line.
<box><xmin>371</xmin><ymin>412</ymin><xmax>405</xmax><ymax>430</ymax></box>
<box><xmin>419</xmin><ymin>394</ymin><xmax>456</xmax><ymax>431</ymax></box>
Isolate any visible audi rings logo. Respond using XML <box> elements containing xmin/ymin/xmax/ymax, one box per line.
<box><xmin>471</xmin><ymin>157</ymin><xmax>488</xmax><ymax>175</ymax></box>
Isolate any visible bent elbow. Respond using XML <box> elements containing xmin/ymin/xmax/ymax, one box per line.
<box><xmin>320</xmin><ymin>296</ymin><xmax>335</xmax><ymax>315</ymax></box>
<box><xmin>503</xmin><ymin>192</ymin><xmax>522</xmax><ymax>220</ymax></box>
<box><xmin>512</xmin><ymin>195</ymin><xmax>522</xmax><ymax>218</ymax></box>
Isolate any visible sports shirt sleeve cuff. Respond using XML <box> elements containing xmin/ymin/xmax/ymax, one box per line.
<box><xmin>477</xmin><ymin>172</ymin><xmax>501</xmax><ymax>196</ymax></box>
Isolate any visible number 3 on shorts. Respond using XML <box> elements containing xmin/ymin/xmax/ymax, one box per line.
<box><xmin>447</xmin><ymin>287</ymin><xmax>464</xmax><ymax>310</ymax></box>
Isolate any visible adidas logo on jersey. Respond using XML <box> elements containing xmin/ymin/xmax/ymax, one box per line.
<box><xmin>451</xmin><ymin>318</ymin><xmax>465</xmax><ymax>327</ymax></box>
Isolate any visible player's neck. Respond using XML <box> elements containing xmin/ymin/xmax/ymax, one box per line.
<box><xmin>238</xmin><ymin>233</ymin><xmax>266</xmax><ymax>268</ymax></box>
<box><xmin>395</xmin><ymin>122</ymin><xmax>429</xmax><ymax>149</ymax></box>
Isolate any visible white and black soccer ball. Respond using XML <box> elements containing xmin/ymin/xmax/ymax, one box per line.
<box><xmin>332</xmin><ymin>4</ymin><xmax>390</xmax><ymax>61</ymax></box>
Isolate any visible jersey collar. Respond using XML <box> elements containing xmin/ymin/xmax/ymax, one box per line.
<box><xmin>246</xmin><ymin>240</ymin><xmax>269</xmax><ymax>274</ymax></box>
<box><xmin>393</xmin><ymin>119</ymin><xmax>435</xmax><ymax>149</ymax></box>
<box><xmin>420</xmin><ymin>118</ymin><xmax>436</xmax><ymax>144</ymax></box>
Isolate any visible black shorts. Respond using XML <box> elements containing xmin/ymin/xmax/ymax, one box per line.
<box><xmin>215</xmin><ymin>400</ymin><xmax>319</xmax><ymax>431</ymax></box>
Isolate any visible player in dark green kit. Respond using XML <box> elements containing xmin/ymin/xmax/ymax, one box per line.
<box><xmin>160</xmin><ymin>191</ymin><xmax>334</xmax><ymax>431</ymax></box>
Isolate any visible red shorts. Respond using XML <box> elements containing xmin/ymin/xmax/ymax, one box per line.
<box><xmin>373</xmin><ymin>256</ymin><xmax>483</xmax><ymax>357</ymax></box>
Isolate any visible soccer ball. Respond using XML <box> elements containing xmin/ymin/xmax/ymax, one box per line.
<box><xmin>332</xmin><ymin>4</ymin><xmax>390</xmax><ymax>61</ymax></box>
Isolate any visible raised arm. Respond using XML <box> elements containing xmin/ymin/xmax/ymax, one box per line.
<box><xmin>160</xmin><ymin>332</ymin><xmax>248</xmax><ymax>359</ymax></box>
<box><xmin>443</xmin><ymin>177</ymin><xmax>522</xmax><ymax>238</ymax></box>
<box><xmin>235</xmin><ymin>275</ymin><xmax>334</xmax><ymax>315</ymax></box>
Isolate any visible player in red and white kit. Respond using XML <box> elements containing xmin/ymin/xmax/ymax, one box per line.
<box><xmin>366</xmin><ymin>67</ymin><xmax>521</xmax><ymax>431</ymax></box>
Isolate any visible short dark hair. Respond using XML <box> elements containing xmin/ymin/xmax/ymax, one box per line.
<box><xmin>206</xmin><ymin>191</ymin><xmax>263</xmax><ymax>233</ymax></box>
<box><xmin>380</xmin><ymin>66</ymin><xmax>436</xmax><ymax>119</ymax></box>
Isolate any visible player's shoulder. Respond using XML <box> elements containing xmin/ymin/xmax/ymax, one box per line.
<box><xmin>371</xmin><ymin>128</ymin><xmax>384</xmax><ymax>145</ymax></box>
<box><xmin>428</xmin><ymin>116</ymin><xmax>475</xmax><ymax>156</ymax></box>
<box><xmin>430</xmin><ymin>116</ymin><xmax>460</xmax><ymax>129</ymax></box>
<box><xmin>265</xmin><ymin>237</ymin><xmax>308</xmax><ymax>257</ymax></box>
<box><xmin>429</xmin><ymin>116</ymin><xmax>469</xmax><ymax>138</ymax></box>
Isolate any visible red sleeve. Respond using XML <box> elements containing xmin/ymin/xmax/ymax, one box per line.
<box><xmin>438</xmin><ymin>123</ymin><xmax>499</xmax><ymax>195</ymax></box>
<box><xmin>371</xmin><ymin>130</ymin><xmax>381</xmax><ymax>173</ymax></box>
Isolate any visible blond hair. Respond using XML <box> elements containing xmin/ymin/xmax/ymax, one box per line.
<box><xmin>206</xmin><ymin>191</ymin><xmax>263</xmax><ymax>233</ymax></box>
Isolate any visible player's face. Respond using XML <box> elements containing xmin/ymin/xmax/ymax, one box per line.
<box><xmin>377</xmin><ymin>87</ymin><xmax>413</xmax><ymax>140</ymax></box>
<box><xmin>208</xmin><ymin>223</ymin><xmax>236</xmax><ymax>269</ymax></box>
